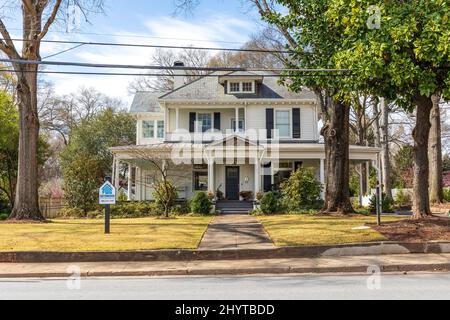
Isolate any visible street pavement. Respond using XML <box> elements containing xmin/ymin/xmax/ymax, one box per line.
<box><xmin>0</xmin><ymin>273</ymin><xmax>449</xmax><ymax>300</ymax></box>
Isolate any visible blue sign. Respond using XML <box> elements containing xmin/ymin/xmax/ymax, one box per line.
<box><xmin>99</xmin><ymin>181</ymin><xmax>116</xmax><ymax>205</ymax></box>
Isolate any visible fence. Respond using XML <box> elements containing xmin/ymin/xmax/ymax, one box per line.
<box><xmin>39</xmin><ymin>197</ymin><xmax>67</xmax><ymax>219</ymax></box>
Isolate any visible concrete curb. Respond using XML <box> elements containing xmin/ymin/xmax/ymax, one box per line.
<box><xmin>0</xmin><ymin>263</ymin><xmax>449</xmax><ymax>279</ymax></box>
<box><xmin>1</xmin><ymin>241</ymin><xmax>450</xmax><ymax>263</ymax></box>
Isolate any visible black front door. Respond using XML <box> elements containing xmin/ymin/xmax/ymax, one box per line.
<box><xmin>226</xmin><ymin>167</ymin><xmax>240</xmax><ymax>200</ymax></box>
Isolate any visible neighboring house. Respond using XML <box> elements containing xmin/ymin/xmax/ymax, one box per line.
<box><xmin>111</xmin><ymin>63</ymin><xmax>379</xmax><ymax>202</ymax></box>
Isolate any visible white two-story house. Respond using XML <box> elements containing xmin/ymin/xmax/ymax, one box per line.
<box><xmin>111</xmin><ymin>64</ymin><xmax>379</xmax><ymax>204</ymax></box>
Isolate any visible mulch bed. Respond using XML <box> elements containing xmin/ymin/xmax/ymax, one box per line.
<box><xmin>370</xmin><ymin>217</ymin><xmax>450</xmax><ymax>242</ymax></box>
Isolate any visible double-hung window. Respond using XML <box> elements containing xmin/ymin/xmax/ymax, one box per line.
<box><xmin>275</xmin><ymin>110</ymin><xmax>291</xmax><ymax>138</ymax></box>
<box><xmin>229</xmin><ymin>82</ymin><xmax>240</xmax><ymax>93</ymax></box>
<box><xmin>143</xmin><ymin>120</ymin><xmax>164</xmax><ymax>139</ymax></box>
<box><xmin>231</xmin><ymin>118</ymin><xmax>245</xmax><ymax>132</ymax></box>
<box><xmin>143</xmin><ymin>121</ymin><xmax>155</xmax><ymax>139</ymax></box>
<box><xmin>198</xmin><ymin>113</ymin><xmax>212</xmax><ymax>133</ymax></box>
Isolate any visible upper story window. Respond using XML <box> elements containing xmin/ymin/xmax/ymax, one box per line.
<box><xmin>229</xmin><ymin>82</ymin><xmax>240</xmax><ymax>93</ymax></box>
<box><xmin>143</xmin><ymin>121</ymin><xmax>155</xmax><ymax>139</ymax></box>
<box><xmin>198</xmin><ymin>113</ymin><xmax>212</xmax><ymax>132</ymax></box>
<box><xmin>142</xmin><ymin>120</ymin><xmax>164</xmax><ymax>139</ymax></box>
<box><xmin>228</xmin><ymin>81</ymin><xmax>255</xmax><ymax>94</ymax></box>
<box><xmin>242</xmin><ymin>82</ymin><xmax>253</xmax><ymax>92</ymax></box>
<box><xmin>275</xmin><ymin>110</ymin><xmax>291</xmax><ymax>138</ymax></box>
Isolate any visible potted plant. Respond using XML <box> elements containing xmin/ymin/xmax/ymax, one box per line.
<box><xmin>239</xmin><ymin>191</ymin><xmax>254</xmax><ymax>201</ymax></box>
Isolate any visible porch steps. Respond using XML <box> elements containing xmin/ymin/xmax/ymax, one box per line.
<box><xmin>216</xmin><ymin>201</ymin><xmax>254</xmax><ymax>214</ymax></box>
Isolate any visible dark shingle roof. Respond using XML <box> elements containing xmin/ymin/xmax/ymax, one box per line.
<box><xmin>129</xmin><ymin>72</ymin><xmax>316</xmax><ymax>112</ymax></box>
<box><xmin>159</xmin><ymin>71</ymin><xmax>316</xmax><ymax>101</ymax></box>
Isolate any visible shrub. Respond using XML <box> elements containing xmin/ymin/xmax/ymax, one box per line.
<box><xmin>0</xmin><ymin>213</ymin><xmax>9</xmax><ymax>221</ymax></box>
<box><xmin>280</xmin><ymin>167</ymin><xmax>322</xmax><ymax>212</ymax></box>
<box><xmin>444</xmin><ymin>188</ymin><xmax>450</xmax><ymax>202</ymax></box>
<box><xmin>172</xmin><ymin>201</ymin><xmax>191</xmax><ymax>215</ymax></box>
<box><xmin>153</xmin><ymin>179</ymin><xmax>178</xmax><ymax>217</ymax></box>
<box><xmin>369</xmin><ymin>193</ymin><xmax>394</xmax><ymax>213</ymax></box>
<box><xmin>190</xmin><ymin>192</ymin><xmax>212</xmax><ymax>215</ymax></box>
<box><xmin>59</xmin><ymin>207</ymin><xmax>85</xmax><ymax>219</ymax></box>
<box><xmin>111</xmin><ymin>202</ymin><xmax>160</xmax><ymax>218</ymax></box>
<box><xmin>395</xmin><ymin>189</ymin><xmax>412</xmax><ymax>207</ymax></box>
<box><xmin>259</xmin><ymin>192</ymin><xmax>279</xmax><ymax>214</ymax></box>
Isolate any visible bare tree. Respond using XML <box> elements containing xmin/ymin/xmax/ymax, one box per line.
<box><xmin>40</xmin><ymin>86</ymin><xmax>121</xmax><ymax>145</ymax></box>
<box><xmin>129</xmin><ymin>48</ymin><xmax>211</xmax><ymax>93</ymax></box>
<box><xmin>128</xmin><ymin>146</ymin><xmax>192</xmax><ymax>218</ymax></box>
<box><xmin>0</xmin><ymin>0</ymin><xmax>104</xmax><ymax>221</ymax></box>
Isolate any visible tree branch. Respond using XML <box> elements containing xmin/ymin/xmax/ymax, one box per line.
<box><xmin>38</xmin><ymin>0</ymin><xmax>62</xmax><ymax>41</ymax></box>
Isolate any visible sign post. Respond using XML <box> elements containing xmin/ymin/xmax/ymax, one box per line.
<box><xmin>99</xmin><ymin>177</ymin><xmax>116</xmax><ymax>234</ymax></box>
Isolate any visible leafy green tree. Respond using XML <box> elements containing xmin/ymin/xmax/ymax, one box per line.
<box><xmin>325</xmin><ymin>0</ymin><xmax>450</xmax><ymax>218</ymax></box>
<box><xmin>0</xmin><ymin>92</ymin><xmax>18</xmax><ymax>208</ymax></box>
<box><xmin>63</xmin><ymin>154</ymin><xmax>102</xmax><ymax>215</ymax></box>
<box><xmin>0</xmin><ymin>92</ymin><xmax>49</xmax><ymax>212</ymax></box>
<box><xmin>281</xmin><ymin>168</ymin><xmax>322</xmax><ymax>211</ymax></box>
<box><xmin>262</xmin><ymin>0</ymin><xmax>355</xmax><ymax>214</ymax></box>
<box><xmin>61</xmin><ymin>108</ymin><xmax>135</xmax><ymax>211</ymax></box>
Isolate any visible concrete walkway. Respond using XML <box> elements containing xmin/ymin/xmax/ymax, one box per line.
<box><xmin>199</xmin><ymin>214</ymin><xmax>275</xmax><ymax>250</ymax></box>
<box><xmin>1</xmin><ymin>254</ymin><xmax>449</xmax><ymax>278</ymax></box>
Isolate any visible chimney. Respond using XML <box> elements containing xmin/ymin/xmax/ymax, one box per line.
<box><xmin>173</xmin><ymin>61</ymin><xmax>185</xmax><ymax>90</ymax></box>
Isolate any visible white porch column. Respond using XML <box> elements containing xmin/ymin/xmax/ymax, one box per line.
<box><xmin>127</xmin><ymin>163</ymin><xmax>133</xmax><ymax>201</ymax></box>
<box><xmin>320</xmin><ymin>158</ymin><xmax>325</xmax><ymax>200</ymax></box>
<box><xmin>235</xmin><ymin>107</ymin><xmax>240</xmax><ymax>133</ymax></box>
<box><xmin>114</xmin><ymin>158</ymin><xmax>120</xmax><ymax>199</ymax></box>
<box><xmin>164</xmin><ymin>107</ymin><xmax>169</xmax><ymax>138</ymax></box>
<box><xmin>175</xmin><ymin>108</ymin><xmax>180</xmax><ymax>131</ymax></box>
<box><xmin>254</xmin><ymin>157</ymin><xmax>261</xmax><ymax>194</ymax></box>
<box><xmin>208</xmin><ymin>160</ymin><xmax>215</xmax><ymax>193</ymax></box>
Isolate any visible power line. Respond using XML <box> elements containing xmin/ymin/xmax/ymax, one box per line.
<box><xmin>3</xmin><ymin>38</ymin><xmax>295</xmax><ymax>55</ymax></box>
<box><xmin>0</xmin><ymin>58</ymin><xmax>351</xmax><ymax>73</ymax></box>
<box><xmin>5</xmin><ymin>28</ymin><xmax>248</xmax><ymax>45</ymax></box>
<box><xmin>0</xmin><ymin>69</ymin><xmax>352</xmax><ymax>77</ymax></box>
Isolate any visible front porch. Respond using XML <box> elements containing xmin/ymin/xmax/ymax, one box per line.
<box><xmin>110</xmin><ymin>141</ymin><xmax>380</xmax><ymax>204</ymax></box>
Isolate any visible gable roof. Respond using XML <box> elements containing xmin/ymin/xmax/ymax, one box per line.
<box><xmin>129</xmin><ymin>91</ymin><xmax>165</xmax><ymax>113</ymax></box>
<box><xmin>159</xmin><ymin>71</ymin><xmax>316</xmax><ymax>101</ymax></box>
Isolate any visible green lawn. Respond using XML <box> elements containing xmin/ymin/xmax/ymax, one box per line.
<box><xmin>258</xmin><ymin>215</ymin><xmax>406</xmax><ymax>246</ymax></box>
<box><xmin>0</xmin><ymin>217</ymin><xmax>212</xmax><ymax>252</ymax></box>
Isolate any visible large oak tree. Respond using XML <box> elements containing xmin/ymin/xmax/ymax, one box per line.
<box><xmin>0</xmin><ymin>0</ymin><xmax>103</xmax><ymax>220</ymax></box>
<box><xmin>327</xmin><ymin>0</ymin><xmax>450</xmax><ymax>218</ymax></box>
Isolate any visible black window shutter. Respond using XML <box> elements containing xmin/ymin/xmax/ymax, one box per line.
<box><xmin>293</xmin><ymin>108</ymin><xmax>301</xmax><ymax>139</ymax></box>
<box><xmin>214</xmin><ymin>112</ymin><xmax>221</xmax><ymax>131</ymax></box>
<box><xmin>264</xmin><ymin>176</ymin><xmax>272</xmax><ymax>192</ymax></box>
<box><xmin>266</xmin><ymin>108</ymin><xmax>274</xmax><ymax>139</ymax></box>
<box><xmin>189</xmin><ymin>112</ymin><xmax>196</xmax><ymax>133</ymax></box>
<box><xmin>224</xmin><ymin>81</ymin><xmax>228</xmax><ymax>94</ymax></box>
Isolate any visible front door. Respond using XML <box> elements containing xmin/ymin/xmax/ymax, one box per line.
<box><xmin>226</xmin><ymin>167</ymin><xmax>240</xmax><ymax>200</ymax></box>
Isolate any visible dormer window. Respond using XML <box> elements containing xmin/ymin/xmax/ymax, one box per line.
<box><xmin>229</xmin><ymin>82</ymin><xmax>241</xmax><ymax>93</ymax></box>
<box><xmin>227</xmin><ymin>81</ymin><xmax>255</xmax><ymax>94</ymax></box>
<box><xmin>242</xmin><ymin>82</ymin><xmax>253</xmax><ymax>92</ymax></box>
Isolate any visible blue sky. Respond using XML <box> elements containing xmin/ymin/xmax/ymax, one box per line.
<box><xmin>6</xmin><ymin>0</ymin><xmax>264</xmax><ymax>104</ymax></box>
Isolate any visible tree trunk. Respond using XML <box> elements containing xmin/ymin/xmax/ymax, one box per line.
<box><xmin>9</xmin><ymin>66</ymin><xmax>44</xmax><ymax>221</ymax></box>
<box><xmin>428</xmin><ymin>93</ymin><xmax>443</xmax><ymax>204</ymax></box>
<box><xmin>412</xmin><ymin>96</ymin><xmax>433</xmax><ymax>219</ymax></box>
<box><xmin>380</xmin><ymin>98</ymin><xmax>393</xmax><ymax>199</ymax></box>
<box><xmin>322</xmin><ymin>100</ymin><xmax>353</xmax><ymax>214</ymax></box>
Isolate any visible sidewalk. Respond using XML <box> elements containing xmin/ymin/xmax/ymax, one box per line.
<box><xmin>1</xmin><ymin>253</ymin><xmax>449</xmax><ymax>278</ymax></box>
<box><xmin>199</xmin><ymin>214</ymin><xmax>275</xmax><ymax>250</ymax></box>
